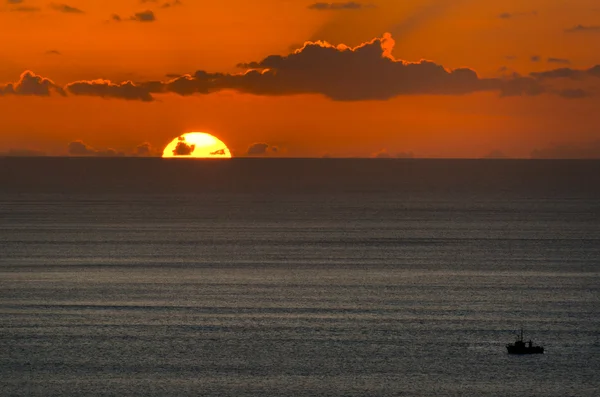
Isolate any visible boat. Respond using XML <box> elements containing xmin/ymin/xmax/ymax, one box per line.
<box><xmin>506</xmin><ymin>328</ymin><xmax>544</xmax><ymax>354</ymax></box>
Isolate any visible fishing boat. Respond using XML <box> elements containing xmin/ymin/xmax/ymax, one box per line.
<box><xmin>506</xmin><ymin>328</ymin><xmax>544</xmax><ymax>354</ymax></box>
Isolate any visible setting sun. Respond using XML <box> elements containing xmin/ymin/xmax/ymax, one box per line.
<box><xmin>162</xmin><ymin>132</ymin><xmax>232</xmax><ymax>158</ymax></box>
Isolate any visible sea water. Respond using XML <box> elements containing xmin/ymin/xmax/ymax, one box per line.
<box><xmin>0</xmin><ymin>158</ymin><xmax>599</xmax><ymax>396</ymax></box>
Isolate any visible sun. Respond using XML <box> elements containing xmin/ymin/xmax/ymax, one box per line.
<box><xmin>162</xmin><ymin>132</ymin><xmax>232</xmax><ymax>158</ymax></box>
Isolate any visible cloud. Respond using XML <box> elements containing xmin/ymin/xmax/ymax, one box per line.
<box><xmin>49</xmin><ymin>3</ymin><xmax>84</xmax><ymax>13</ymax></box>
<box><xmin>565</xmin><ymin>25</ymin><xmax>600</xmax><ymax>33</ymax></box>
<box><xmin>498</xmin><ymin>11</ymin><xmax>537</xmax><ymax>19</ymax></box>
<box><xmin>172</xmin><ymin>136</ymin><xmax>195</xmax><ymax>155</ymax></box>
<box><xmin>372</xmin><ymin>149</ymin><xmax>414</xmax><ymax>158</ymax></box>
<box><xmin>228</xmin><ymin>33</ymin><xmax>504</xmax><ymax>100</ymax></box>
<box><xmin>161</xmin><ymin>0</ymin><xmax>182</xmax><ymax>8</ymax></box>
<box><xmin>110</xmin><ymin>10</ymin><xmax>156</xmax><ymax>22</ymax></box>
<box><xmin>531</xmin><ymin>141</ymin><xmax>600</xmax><ymax>159</ymax></box>
<box><xmin>483</xmin><ymin>150</ymin><xmax>509</xmax><ymax>159</ymax></box>
<box><xmin>498</xmin><ymin>75</ymin><xmax>545</xmax><ymax>97</ymax></box>
<box><xmin>247</xmin><ymin>142</ymin><xmax>279</xmax><ymax>156</ymax></box>
<box><xmin>65</xmin><ymin>79</ymin><xmax>153</xmax><ymax>101</ymax></box>
<box><xmin>46</xmin><ymin>49</ymin><xmax>61</xmax><ymax>55</ymax></box>
<box><xmin>0</xmin><ymin>71</ymin><xmax>64</xmax><ymax>96</ymax></box>
<box><xmin>308</xmin><ymin>2</ymin><xmax>371</xmax><ymax>10</ymax></box>
<box><xmin>530</xmin><ymin>65</ymin><xmax>600</xmax><ymax>80</ymax></box>
<box><xmin>396</xmin><ymin>151</ymin><xmax>414</xmax><ymax>159</ymax></box>
<box><xmin>7</xmin><ymin>0</ymin><xmax>24</xmax><ymax>3</ymax></box>
<box><xmin>9</xmin><ymin>5</ymin><xmax>39</xmax><ymax>12</ymax></box>
<box><xmin>67</xmin><ymin>141</ymin><xmax>123</xmax><ymax>157</ymax></box>
<box><xmin>530</xmin><ymin>55</ymin><xmax>541</xmax><ymax>62</ymax></box>
<box><xmin>547</xmin><ymin>57</ymin><xmax>570</xmax><ymax>64</ymax></box>
<box><xmin>1</xmin><ymin>148</ymin><xmax>47</xmax><ymax>157</ymax></box>
<box><xmin>67</xmin><ymin>141</ymin><xmax>97</xmax><ymax>156</ymax></box>
<box><xmin>372</xmin><ymin>149</ymin><xmax>390</xmax><ymax>158</ymax></box>
<box><xmin>134</xmin><ymin>142</ymin><xmax>156</xmax><ymax>156</ymax></box>
<box><xmin>131</xmin><ymin>10</ymin><xmax>155</xmax><ymax>22</ymax></box>
<box><xmin>556</xmin><ymin>88</ymin><xmax>590</xmax><ymax>99</ymax></box>
<box><xmin>2</xmin><ymin>34</ymin><xmax>600</xmax><ymax>102</ymax></box>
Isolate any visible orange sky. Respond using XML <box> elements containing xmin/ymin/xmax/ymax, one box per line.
<box><xmin>1</xmin><ymin>0</ymin><xmax>599</xmax><ymax>158</ymax></box>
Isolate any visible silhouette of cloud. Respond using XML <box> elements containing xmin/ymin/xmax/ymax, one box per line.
<box><xmin>498</xmin><ymin>75</ymin><xmax>544</xmax><ymax>97</ymax></box>
<box><xmin>172</xmin><ymin>136</ymin><xmax>195</xmax><ymax>155</ymax></box>
<box><xmin>49</xmin><ymin>3</ymin><xmax>84</xmax><ymax>13</ymax></box>
<box><xmin>498</xmin><ymin>11</ymin><xmax>536</xmax><ymax>19</ymax></box>
<box><xmin>134</xmin><ymin>142</ymin><xmax>156</xmax><ymax>156</ymax></box>
<box><xmin>372</xmin><ymin>149</ymin><xmax>391</xmax><ymax>158</ymax></box>
<box><xmin>247</xmin><ymin>143</ymin><xmax>269</xmax><ymax>155</ymax></box>
<box><xmin>531</xmin><ymin>55</ymin><xmax>541</xmax><ymax>62</ymax></box>
<box><xmin>161</xmin><ymin>0</ymin><xmax>182</xmax><ymax>8</ymax></box>
<box><xmin>46</xmin><ymin>50</ymin><xmax>61</xmax><ymax>55</ymax></box>
<box><xmin>1</xmin><ymin>148</ymin><xmax>47</xmax><ymax>157</ymax></box>
<box><xmin>530</xmin><ymin>65</ymin><xmax>600</xmax><ymax>80</ymax></box>
<box><xmin>67</xmin><ymin>141</ymin><xmax>124</xmax><ymax>157</ymax></box>
<box><xmin>308</xmin><ymin>2</ymin><xmax>372</xmax><ymax>10</ymax></box>
<box><xmin>0</xmin><ymin>71</ymin><xmax>64</xmax><ymax>96</ymax></box>
<box><xmin>396</xmin><ymin>151</ymin><xmax>414</xmax><ymax>159</ymax></box>
<box><xmin>483</xmin><ymin>150</ymin><xmax>509</xmax><ymax>159</ymax></box>
<box><xmin>8</xmin><ymin>5</ymin><xmax>40</xmax><ymax>12</ymax></box>
<box><xmin>131</xmin><ymin>10</ymin><xmax>155</xmax><ymax>21</ymax></box>
<box><xmin>2</xmin><ymin>35</ymin><xmax>600</xmax><ymax>102</ymax></box>
<box><xmin>228</xmin><ymin>33</ymin><xmax>505</xmax><ymax>100</ymax></box>
<box><xmin>547</xmin><ymin>57</ymin><xmax>570</xmax><ymax>64</ymax></box>
<box><xmin>65</xmin><ymin>79</ymin><xmax>153</xmax><ymax>101</ymax></box>
<box><xmin>67</xmin><ymin>141</ymin><xmax>97</xmax><ymax>156</ymax></box>
<box><xmin>7</xmin><ymin>0</ymin><xmax>25</xmax><ymax>3</ymax></box>
<box><xmin>247</xmin><ymin>142</ymin><xmax>279</xmax><ymax>156</ymax></box>
<box><xmin>565</xmin><ymin>25</ymin><xmax>600</xmax><ymax>33</ymax></box>
<box><xmin>556</xmin><ymin>88</ymin><xmax>590</xmax><ymax>99</ymax></box>
<box><xmin>531</xmin><ymin>141</ymin><xmax>600</xmax><ymax>159</ymax></box>
<box><xmin>372</xmin><ymin>149</ymin><xmax>414</xmax><ymax>158</ymax></box>
<box><xmin>111</xmin><ymin>10</ymin><xmax>156</xmax><ymax>22</ymax></box>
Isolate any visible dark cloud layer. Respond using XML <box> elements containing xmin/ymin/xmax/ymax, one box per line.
<box><xmin>565</xmin><ymin>25</ymin><xmax>600</xmax><ymax>33</ymax></box>
<box><xmin>530</xmin><ymin>65</ymin><xmax>600</xmax><ymax>80</ymax></box>
<box><xmin>308</xmin><ymin>2</ymin><xmax>369</xmax><ymax>10</ymax></box>
<box><xmin>49</xmin><ymin>3</ymin><xmax>84</xmax><ymax>13</ymax></box>
<box><xmin>131</xmin><ymin>10</ymin><xmax>155</xmax><ymax>22</ymax></box>
<box><xmin>2</xmin><ymin>34</ymin><xmax>600</xmax><ymax>102</ymax></box>
<box><xmin>246</xmin><ymin>143</ymin><xmax>279</xmax><ymax>156</ymax></box>
<box><xmin>135</xmin><ymin>142</ymin><xmax>154</xmax><ymax>156</ymax></box>
<box><xmin>247</xmin><ymin>143</ymin><xmax>269</xmax><ymax>155</ymax></box>
<box><xmin>68</xmin><ymin>141</ymin><xmax>123</xmax><ymax>157</ymax></box>
<box><xmin>531</xmin><ymin>141</ymin><xmax>600</xmax><ymax>159</ymax></box>
<box><xmin>65</xmin><ymin>79</ymin><xmax>154</xmax><ymax>101</ymax></box>
<box><xmin>0</xmin><ymin>71</ymin><xmax>64</xmax><ymax>96</ymax></box>
<box><xmin>1</xmin><ymin>148</ymin><xmax>47</xmax><ymax>157</ymax></box>
<box><xmin>498</xmin><ymin>11</ymin><xmax>537</xmax><ymax>19</ymax></box>
<box><xmin>547</xmin><ymin>57</ymin><xmax>570</xmax><ymax>64</ymax></box>
<box><xmin>111</xmin><ymin>10</ymin><xmax>156</xmax><ymax>22</ymax></box>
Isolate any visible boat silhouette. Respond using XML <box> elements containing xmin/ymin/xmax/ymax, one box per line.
<box><xmin>506</xmin><ymin>328</ymin><xmax>544</xmax><ymax>354</ymax></box>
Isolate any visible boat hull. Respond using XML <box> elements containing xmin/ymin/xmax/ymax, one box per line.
<box><xmin>506</xmin><ymin>345</ymin><xmax>544</xmax><ymax>354</ymax></box>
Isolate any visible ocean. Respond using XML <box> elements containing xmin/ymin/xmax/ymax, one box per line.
<box><xmin>1</xmin><ymin>158</ymin><xmax>599</xmax><ymax>396</ymax></box>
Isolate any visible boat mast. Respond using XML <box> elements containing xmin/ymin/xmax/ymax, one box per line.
<box><xmin>520</xmin><ymin>328</ymin><xmax>523</xmax><ymax>342</ymax></box>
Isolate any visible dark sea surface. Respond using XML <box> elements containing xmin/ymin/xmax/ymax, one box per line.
<box><xmin>1</xmin><ymin>158</ymin><xmax>599</xmax><ymax>396</ymax></box>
